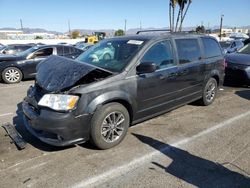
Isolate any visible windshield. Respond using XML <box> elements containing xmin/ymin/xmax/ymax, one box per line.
<box><xmin>17</xmin><ymin>46</ymin><xmax>39</xmax><ymax>56</ymax></box>
<box><xmin>76</xmin><ymin>38</ymin><xmax>147</xmax><ymax>72</ymax></box>
<box><xmin>219</xmin><ymin>42</ymin><xmax>230</xmax><ymax>49</ymax></box>
<box><xmin>238</xmin><ymin>44</ymin><xmax>250</xmax><ymax>55</ymax></box>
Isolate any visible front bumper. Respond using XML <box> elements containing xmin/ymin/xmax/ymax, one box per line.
<box><xmin>22</xmin><ymin>100</ymin><xmax>93</xmax><ymax>146</ymax></box>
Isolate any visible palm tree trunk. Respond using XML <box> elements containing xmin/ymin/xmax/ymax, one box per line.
<box><xmin>175</xmin><ymin>8</ymin><xmax>181</xmax><ymax>32</ymax></box>
<box><xmin>172</xmin><ymin>7</ymin><xmax>175</xmax><ymax>32</ymax></box>
<box><xmin>179</xmin><ymin>1</ymin><xmax>191</xmax><ymax>31</ymax></box>
<box><xmin>169</xmin><ymin>2</ymin><xmax>172</xmax><ymax>31</ymax></box>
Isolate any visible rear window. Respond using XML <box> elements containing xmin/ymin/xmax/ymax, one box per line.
<box><xmin>63</xmin><ymin>46</ymin><xmax>71</xmax><ymax>55</ymax></box>
<box><xmin>56</xmin><ymin>46</ymin><xmax>64</xmax><ymax>56</ymax></box>
<box><xmin>175</xmin><ymin>39</ymin><xmax>201</xmax><ymax>64</ymax></box>
<box><xmin>202</xmin><ymin>38</ymin><xmax>222</xmax><ymax>58</ymax></box>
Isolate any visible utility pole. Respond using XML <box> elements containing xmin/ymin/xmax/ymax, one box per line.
<box><xmin>140</xmin><ymin>21</ymin><xmax>142</xmax><ymax>30</ymax></box>
<box><xmin>20</xmin><ymin>19</ymin><xmax>23</xmax><ymax>30</ymax></box>
<box><xmin>68</xmin><ymin>20</ymin><xmax>71</xmax><ymax>38</ymax></box>
<box><xmin>219</xmin><ymin>14</ymin><xmax>224</xmax><ymax>41</ymax></box>
<box><xmin>124</xmin><ymin>19</ymin><xmax>127</xmax><ymax>35</ymax></box>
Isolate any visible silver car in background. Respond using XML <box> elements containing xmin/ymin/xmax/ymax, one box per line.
<box><xmin>220</xmin><ymin>40</ymin><xmax>244</xmax><ymax>54</ymax></box>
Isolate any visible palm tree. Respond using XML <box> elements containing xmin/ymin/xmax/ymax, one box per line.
<box><xmin>169</xmin><ymin>1</ymin><xmax>172</xmax><ymax>31</ymax></box>
<box><xmin>175</xmin><ymin>0</ymin><xmax>187</xmax><ymax>32</ymax></box>
<box><xmin>179</xmin><ymin>0</ymin><xmax>192</xmax><ymax>31</ymax></box>
<box><xmin>169</xmin><ymin>0</ymin><xmax>177</xmax><ymax>32</ymax></box>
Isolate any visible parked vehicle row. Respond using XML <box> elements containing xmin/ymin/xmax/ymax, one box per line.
<box><xmin>225</xmin><ymin>43</ymin><xmax>250</xmax><ymax>85</ymax></box>
<box><xmin>22</xmin><ymin>32</ymin><xmax>225</xmax><ymax>149</ymax></box>
<box><xmin>0</xmin><ymin>44</ymin><xmax>35</xmax><ymax>55</ymax></box>
<box><xmin>0</xmin><ymin>45</ymin><xmax>83</xmax><ymax>83</ymax></box>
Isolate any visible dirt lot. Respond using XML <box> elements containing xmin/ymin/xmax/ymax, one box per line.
<box><xmin>0</xmin><ymin>80</ymin><xmax>250</xmax><ymax>188</ymax></box>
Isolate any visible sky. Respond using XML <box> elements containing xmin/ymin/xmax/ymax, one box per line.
<box><xmin>0</xmin><ymin>0</ymin><xmax>249</xmax><ymax>32</ymax></box>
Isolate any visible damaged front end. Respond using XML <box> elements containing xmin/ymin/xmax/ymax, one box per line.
<box><xmin>22</xmin><ymin>55</ymin><xmax>113</xmax><ymax>146</ymax></box>
<box><xmin>36</xmin><ymin>55</ymin><xmax>113</xmax><ymax>92</ymax></box>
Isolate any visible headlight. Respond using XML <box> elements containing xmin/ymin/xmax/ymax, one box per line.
<box><xmin>38</xmin><ymin>94</ymin><xmax>79</xmax><ymax>111</ymax></box>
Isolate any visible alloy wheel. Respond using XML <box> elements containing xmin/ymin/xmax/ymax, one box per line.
<box><xmin>206</xmin><ymin>81</ymin><xmax>216</xmax><ymax>103</ymax></box>
<box><xmin>101</xmin><ymin>111</ymin><xmax>125</xmax><ymax>143</ymax></box>
<box><xmin>4</xmin><ymin>69</ymin><xmax>21</xmax><ymax>83</ymax></box>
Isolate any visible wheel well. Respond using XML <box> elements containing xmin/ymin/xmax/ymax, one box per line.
<box><xmin>103</xmin><ymin>99</ymin><xmax>133</xmax><ymax>124</ymax></box>
<box><xmin>211</xmin><ymin>75</ymin><xmax>219</xmax><ymax>85</ymax></box>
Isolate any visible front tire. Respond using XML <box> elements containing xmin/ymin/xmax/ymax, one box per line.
<box><xmin>90</xmin><ymin>102</ymin><xmax>130</xmax><ymax>149</ymax></box>
<box><xmin>201</xmin><ymin>78</ymin><xmax>218</xmax><ymax>106</ymax></box>
<box><xmin>2</xmin><ymin>67</ymin><xmax>23</xmax><ymax>84</ymax></box>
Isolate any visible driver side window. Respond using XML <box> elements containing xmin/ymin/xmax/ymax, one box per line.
<box><xmin>32</xmin><ymin>48</ymin><xmax>53</xmax><ymax>59</ymax></box>
<box><xmin>141</xmin><ymin>41</ymin><xmax>175</xmax><ymax>69</ymax></box>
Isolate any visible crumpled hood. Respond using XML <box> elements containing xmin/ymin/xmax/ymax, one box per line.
<box><xmin>226</xmin><ymin>53</ymin><xmax>250</xmax><ymax>66</ymax></box>
<box><xmin>36</xmin><ymin>55</ymin><xmax>110</xmax><ymax>92</ymax></box>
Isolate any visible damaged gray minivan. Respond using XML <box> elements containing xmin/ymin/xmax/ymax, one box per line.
<box><xmin>22</xmin><ymin>32</ymin><xmax>225</xmax><ymax>149</ymax></box>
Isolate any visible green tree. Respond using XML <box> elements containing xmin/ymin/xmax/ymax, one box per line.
<box><xmin>196</xmin><ymin>25</ymin><xmax>205</xmax><ymax>33</ymax></box>
<box><xmin>115</xmin><ymin>29</ymin><xmax>125</xmax><ymax>36</ymax></box>
<box><xmin>35</xmin><ymin>36</ymin><xmax>43</xmax><ymax>39</ymax></box>
<box><xmin>71</xmin><ymin>30</ymin><xmax>80</xmax><ymax>39</ymax></box>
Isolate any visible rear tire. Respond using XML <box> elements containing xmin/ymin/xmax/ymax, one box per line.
<box><xmin>90</xmin><ymin>103</ymin><xmax>130</xmax><ymax>149</ymax></box>
<box><xmin>200</xmin><ymin>78</ymin><xmax>218</xmax><ymax>106</ymax></box>
<box><xmin>2</xmin><ymin>67</ymin><xmax>23</xmax><ymax>84</ymax></box>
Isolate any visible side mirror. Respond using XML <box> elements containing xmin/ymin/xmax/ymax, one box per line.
<box><xmin>136</xmin><ymin>62</ymin><xmax>157</xmax><ymax>74</ymax></box>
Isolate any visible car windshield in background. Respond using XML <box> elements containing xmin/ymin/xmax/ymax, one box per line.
<box><xmin>17</xmin><ymin>46</ymin><xmax>39</xmax><ymax>56</ymax></box>
<box><xmin>76</xmin><ymin>39</ymin><xmax>147</xmax><ymax>72</ymax></box>
<box><xmin>237</xmin><ymin>44</ymin><xmax>250</xmax><ymax>55</ymax></box>
<box><xmin>219</xmin><ymin>41</ymin><xmax>230</xmax><ymax>49</ymax></box>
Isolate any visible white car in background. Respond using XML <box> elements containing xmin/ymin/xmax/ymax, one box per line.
<box><xmin>219</xmin><ymin>40</ymin><xmax>244</xmax><ymax>54</ymax></box>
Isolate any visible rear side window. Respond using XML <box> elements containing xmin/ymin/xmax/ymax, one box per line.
<box><xmin>63</xmin><ymin>46</ymin><xmax>71</xmax><ymax>55</ymax></box>
<box><xmin>141</xmin><ymin>40</ymin><xmax>175</xmax><ymax>69</ymax></box>
<box><xmin>202</xmin><ymin>38</ymin><xmax>222</xmax><ymax>58</ymax></box>
<box><xmin>33</xmin><ymin>48</ymin><xmax>53</xmax><ymax>58</ymax></box>
<box><xmin>175</xmin><ymin>39</ymin><xmax>201</xmax><ymax>64</ymax></box>
<box><xmin>56</xmin><ymin>46</ymin><xmax>64</xmax><ymax>56</ymax></box>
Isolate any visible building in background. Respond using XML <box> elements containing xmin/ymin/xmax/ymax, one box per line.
<box><xmin>0</xmin><ymin>30</ymin><xmax>23</xmax><ymax>39</ymax></box>
<box><xmin>6</xmin><ymin>32</ymin><xmax>56</xmax><ymax>40</ymax></box>
<box><xmin>212</xmin><ymin>28</ymin><xmax>249</xmax><ymax>35</ymax></box>
<box><xmin>232</xmin><ymin>28</ymin><xmax>249</xmax><ymax>34</ymax></box>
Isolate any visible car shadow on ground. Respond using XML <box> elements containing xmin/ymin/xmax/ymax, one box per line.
<box><xmin>235</xmin><ymin>90</ymin><xmax>250</xmax><ymax>100</ymax></box>
<box><xmin>12</xmin><ymin>102</ymin><xmax>75</xmax><ymax>152</ymax></box>
<box><xmin>132</xmin><ymin>133</ymin><xmax>250</xmax><ymax>188</ymax></box>
<box><xmin>224</xmin><ymin>79</ymin><xmax>249</xmax><ymax>88</ymax></box>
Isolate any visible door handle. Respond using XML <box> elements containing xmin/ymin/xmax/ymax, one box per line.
<box><xmin>167</xmin><ymin>72</ymin><xmax>177</xmax><ymax>78</ymax></box>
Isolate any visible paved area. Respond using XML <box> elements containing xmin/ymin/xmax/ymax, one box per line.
<box><xmin>0</xmin><ymin>80</ymin><xmax>250</xmax><ymax>188</ymax></box>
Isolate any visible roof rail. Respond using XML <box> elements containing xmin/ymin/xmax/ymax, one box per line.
<box><xmin>136</xmin><ymin>29</ymin><xmax>172</xmax><ymax>35</ymax></box>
